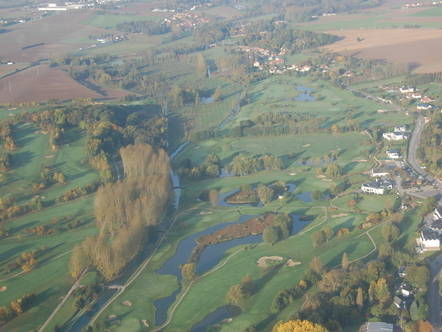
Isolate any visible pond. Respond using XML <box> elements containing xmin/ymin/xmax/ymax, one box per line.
<box><xmin>293</xmin><ymin>85</ymin><xmax>315</xmax><ymax>102</ymax></box>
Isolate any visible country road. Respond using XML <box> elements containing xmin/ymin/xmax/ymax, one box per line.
<box><xmin>406</xmin><ymin>113</ymin><xmax>442</xmax><ymax>331</ymax></box>
<box><xmin>429</xmin><ymin>255</ymin><xmax>442</xmax><ymax>332</ymax></box>
<box><xmin>408</xmin><ymin>115</ymin><xmax>428</xmax><ymax>178</ymax></box>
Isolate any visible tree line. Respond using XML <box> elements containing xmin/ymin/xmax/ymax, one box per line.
<box><xmin>70</xmin><ymin>144</ymin><xmax>171</xmax><ymax>280</ymax></box>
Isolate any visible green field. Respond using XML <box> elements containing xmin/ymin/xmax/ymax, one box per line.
<box><xmin>0</xmin><ymin>121</ymin><xmax>99</xmax><ymax>331</ymax></box>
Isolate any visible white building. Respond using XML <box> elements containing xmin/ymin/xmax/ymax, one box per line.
<box><xmin>386</xmin><ymin>149</ymin><xmax>401</xmax><ymax>159</ymax></box>
<box><xmin>417</xmin><ymin>103</ymin><xmax>433</xmax><ymax>110</ymax></box>
<box><xmin>416</xmin><ymin>230</ymin><xmax>440</xmax><ymax>252</ymax></box>
<box><xmin>394</xmin><ymin>125</ymin><xmax>408</xmax><ymax>132</ymax></box>
<box><xmin>433</xmin><ymin>207</ymin><xmax>442</xmax><ymax>220</ymax></box>
<box><xmin>371</xmin><ymin>168</ymin><xmax>389</xmax><ymax>177</ymax></box>
<box><xmin>383</xmin><ymin>132</ymin><xmax>408</xmax><ymax>141</ymax></box>
<box><xmin>400</xmin><ymin>86</ymin><xmax>415</xmax><ymax>94</ymax></box>
<box><xmin>361</xmin><ymin>182</ymin><xmax>385</xmax><ymax>195</ymax></box>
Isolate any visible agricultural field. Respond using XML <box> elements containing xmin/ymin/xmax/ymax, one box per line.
<box><xmin>0</xmin><ymin>65</ymin><xmax>102</xmax><ymax>104</ymax></box>
<box><xmin>323</xmin><ymin>29</ymin><xmax>442</xmax><ymax>74</ymax></box>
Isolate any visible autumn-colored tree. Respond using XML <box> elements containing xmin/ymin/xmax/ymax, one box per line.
<box><xmin>341</xmin><ymin>252</ymin><xmax>349</xmax><ymax>270</ymax></box>
<box><xmin>209</xmin><ymin>189</ymin><xmax>218</xmax><ymax>207</ymax></box>
<box><xmin>356</xmin><ymin>287</ymin><xmax>364</xmax><ymax>309</ymax></box>
<box><xmin>309</xmin><ymin>256</ymin><xmax>325</xmax><ymax>275</ymax></box>
<box><xmin>69</xmin><ymin>244</ymin><xmax>89</xmax><ymax>279</ymax></box>
<box><xmin>257</xmin><ymin>184</ymin><xmax>274</xmax><ymax>205</ymax></box>
<box><xmin>181</xmin><ymin>263</ymin><xmax>197</xmax><ymax>283</ymax></box>
<box><xmin>273</xmin><ymin>320</ymin><xmax>329</xmax><ymax>332</ymax></box>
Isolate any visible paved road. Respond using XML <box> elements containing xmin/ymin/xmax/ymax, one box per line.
<box><xmin>408</xmin><ymin>115</ymin><xmax>428</xmax><ymax>178</ymax></box>
<box><xmin>406</xmin><ymin>114</ymin><xmax>442</xmax><ymax>331</ymax></box>
<box><xmin>429</xmin><ymin>256</ymin><xmax>442</xmax><ymax>332</ymax></box>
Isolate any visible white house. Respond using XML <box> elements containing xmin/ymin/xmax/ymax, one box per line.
<box><xmin>394</xmin><ymin>125</ymin><xmax>408</xmax><ymax>132</ymax></box>
<box><xmin>433</xmin><ymin>207</ymin><xmax>442</xmax><ymax>220</ymax></box>
<box><xmin>400</xmin><ymin>86</ymin><xmax>416</xmax><ymax>94</ymax></box>
<box><xmin>386</xmin><ymin>149</ymin><xmax>401</xmax><ymax>159</ymax></box>
<box><xmin>361</xmin><ymin>182</ymin><xmax>385</xmax><ymax>195</ymax></box>
<box><xmin>416</xmin><ymin>230</ymin><xmax>440</xmax><ymax>252</ymax></box>
<box><xmin>383</xmin><ymin>132</ymin><xmax>408</xmax><ymax>141</ymax></box>
<box><xmin>417</xmin><ymin>103</ymin><xmax>433</xmax><ymax>110</ymax></box>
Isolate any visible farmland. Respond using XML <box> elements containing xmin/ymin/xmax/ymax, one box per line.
<box><xmin>0</xmin><ymin>65</ymin><xmax>101</xmax><ymax>104</ymax></box>
<box><xmin>323</xmin><ymin>29</ymin><xmax>442</xmax><ymax>73</ymax></box>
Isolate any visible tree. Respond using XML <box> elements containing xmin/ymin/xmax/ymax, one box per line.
<box><xmin>209</xmin><ymin>189</ymin><xmax>218</xmax><ymax>206</ymax></box>
<box><xmin>309</xmin><ymin>256</ymin><xmax>325</xmax><ymax>275</ymax></box>
<box><xmin>382</xmin><ymin>223</ymin><xmax>400</xmax><ymax>243</ymax></box>
<box><xmin>341</xmin><ymin>252</ymin><xmax>349</xmax><ymax>270</ymax></box>
<box><xmin>373</xmin><ymin>278</ymin><xmax>390</xmax><ymax>305</ymax></box>
<box><xmin>312</xmin><ymin>230</ymin><xmax>326</xmax><ymax>247</ymax></box>
<box><xmin>272</xmin><ymin>320</ymin><xmax>329</xmax><ymax>332</ymax></box>
<box><xmin>212</xmin><ymin>87</ymin><xmax>222</xmax><ymax>101</ymax></box>
<box><xmin>195</xmin><ymin>53</ymin><xmax>208</xmax><ymax>78</ymax></box>
<box><xmin>410</xmin><ymin>298</ymin><xmax>429</xmax><ymax>321</ymax></box>
<box><xmin>263</xmin><ymin>226</ymin><xmax>280</xmax><ymax>244</ymax></box>
<box><xmin>422</xmin><ymin>196</ymin><xmax>437</xmax><ymax>216</ymax></box>
<box><xmin>356</xmin><ymin>287</ymin><xmax>364</xmax><ymax>309</ymax></box>
<box><xmin>181</xmin><ymin>263</ymin><xmax>196</xmax><ymax>282</ymax></box>
<box><xmin>325</xmin><ymin>163</ymin><xmax>342</xmax><ymax>178</ymax></box>
<box><xmin>406</xmin><ymin>265</ymin><xmax>430</xmax><ymax>290</ymax></box>
<box><xmin>257</xmin><ymin>184</ymin><xmax>274</xmax><ymax>205</ymax></box>
<box><xmin>69</xmin><ymin>244</ymin><xmax>89</xmax><ymax>279</ymax></box>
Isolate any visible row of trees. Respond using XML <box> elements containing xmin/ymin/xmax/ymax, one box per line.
<box><xmin>228</xmin><ymin>153</ymin><xmax>284</xmax><ymax>176</ymax></box>
<box><xmin>0</xmin><ymin>293</ymin><xmax>36</xmax><ymax>326</ymax></box>
<box><xmin>70</xmin><ymin>144</ymin><xmax>171</xmax><ymax>280</ymax></box>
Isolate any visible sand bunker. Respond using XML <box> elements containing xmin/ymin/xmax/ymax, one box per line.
<box><xmin>257</xmin><ymin>256</ymin><xmax>284</xmax><ymax>267</ymax></box>
<box><xmin>286</xmin><ymin>259</ymin><xmax>301</xmax><ymax>267</ymax></box>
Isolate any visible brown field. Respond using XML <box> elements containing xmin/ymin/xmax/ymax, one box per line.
<box><xmin>0</xmin><ymin>10</ymin><xmax>106</xmax><ymax>63</ymax></box>
<box><xmin>0</xmin><ymin>65</ymin><xmax>102</xmax><ymax>104</ymax></box>
<box><xmin>324</xmin><ymin>29</ymin><xmax>442</xmax><ymax>73</ymax></box>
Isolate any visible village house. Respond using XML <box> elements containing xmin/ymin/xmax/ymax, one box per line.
<box><xmin>399</xmin><ymin>86</ymin><xmax>416</xmax><ymax>94</ymax></box>
<box><xmin>386</xmin><ymin>149</ymin><xmax>401</xmax><ymax>159</ymax></box>
<box><xmin>417</xmin><ymin>103</ymin><xmax>433</xmax><ymax>110</ymax></box>
<box><xmin>361</xmin><ymin>182</ymin><xmax>385</xmax><ymax>195</ymax></box>
<box><xmin>383</xmin><ymin>132</ymin><xmax>408</xmax><ymax>141</ymax></box>
<box><xmin>393</xmin><ymin>125</ymin><xmax>408</xmax><ymax>132</ymax></box>
<box><xmin>433</xmin><ymin>207</ymin><xmax>442</xmax><ymax>220</ymax></box>
<box><xmin>416</xmin><ymin>229</ymin><xmax>440</xmax><ymax>252</ymax></box>
<box><xmin>421</xmin><ymin>96</ymin><xmax>435</xmax><ymax>103</ymax></box>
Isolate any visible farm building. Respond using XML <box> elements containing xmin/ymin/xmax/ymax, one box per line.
<box><xmin>382</xmin><ymin>132</ymin><xmax>408</xmax><ymax>141</ymax></box>
<box><xmin>386</xmin><ymin>149</ymin><xmax>401</xmax><ymax>159</ymax></box>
